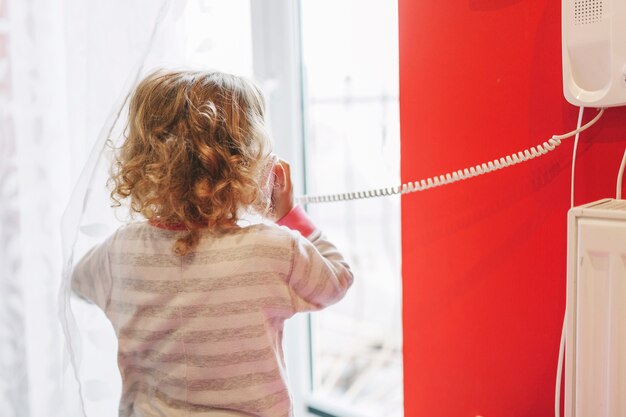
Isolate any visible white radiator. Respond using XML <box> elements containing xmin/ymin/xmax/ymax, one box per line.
<box><xmin>566</xmin><ymin>198</ymin><xmax>626</xmax><ymax>417</ymax></box>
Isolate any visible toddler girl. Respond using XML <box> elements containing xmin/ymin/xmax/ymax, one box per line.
<box><xmin>71</xmin><ymin>70</ymin><xmax>353</xmax><ymax>417</ymax></box>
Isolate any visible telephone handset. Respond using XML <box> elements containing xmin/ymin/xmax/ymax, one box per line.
<box><xmin>261</xmin><ymin>153</ymin><xmax>278</xmax><ymax>201</ymax></box>
<box><xmin>264</xmin><ymin>154</ymin><xmax>297</xmax><ymax>220</ymax></box>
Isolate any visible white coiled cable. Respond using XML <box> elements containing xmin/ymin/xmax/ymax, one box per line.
<box><xmin>296</xmin><ymin>108</ymin><xmax>605</xmax><ymax>205</ymax></box>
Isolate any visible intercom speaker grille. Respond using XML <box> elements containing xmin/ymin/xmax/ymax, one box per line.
<box><xmin>574</xmin><ymin>0</ymin><xmax>604</xmax><ymax>25</ymax></box>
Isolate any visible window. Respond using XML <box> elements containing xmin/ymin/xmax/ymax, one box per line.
<box><xmin>300</xmin><ymin>1</ymin><xmax>403</xmax><ymax>416</ymax></box>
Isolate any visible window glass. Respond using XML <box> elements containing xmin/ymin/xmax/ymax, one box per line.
<box><xmin>300</xmin><ymin>1</ymin><xmax>403</xmax><ymax>416</ymax></box>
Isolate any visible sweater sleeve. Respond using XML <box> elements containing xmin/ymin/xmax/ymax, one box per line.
<box><xmin>279</xmin><ymin>206</ymin><xmax>353</xmax><ymax>312</ymax></box>
<box><xmin>71</xmin><ymin>235</ymin><xmax>114</xmax><ymax>312</ymax></box>
<box><xmin>286</xmin><ymin>230</ymin><xmax>353</xmax><ymax>312</ymax></box>
<box><xmin>276</xmin><ymin>205</ymin><xmax>316</xmax><ymax>237</ymax></box>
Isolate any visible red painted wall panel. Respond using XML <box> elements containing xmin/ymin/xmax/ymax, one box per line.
<box><xmin>399</xmin><ymin>1</ymin><xmax>626</xmax><ymax>416</ymax></box>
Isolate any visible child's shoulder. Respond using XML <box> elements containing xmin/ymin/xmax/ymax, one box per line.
<box><xmin>237</xmin><ymin>222</ymin><xmax>301</xmax><ymax>246</ymax></box>
<box><xmin>104</xmin><ymin>220</ymin><xmax>182</xmax><ymax>247</ymax></box>
<box><xmin>107</xmin><ymin>221</ymin><xmax>304</xmax><ymax>249</ymax></box>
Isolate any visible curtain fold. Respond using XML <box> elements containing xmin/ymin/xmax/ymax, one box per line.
<box><xmin>0</xmin><ymin>1</ymin><xmax>257</xmax><ymax>415</ymax></box>
<box><xmin>2</xmin><ymin>0</ymin><xmax>68</xmax><ymax>415</ymax></box>
<box><xmin>1</xmin><ymin>1</ymin><xmax>176</xmax><ymax>415</ymax></box>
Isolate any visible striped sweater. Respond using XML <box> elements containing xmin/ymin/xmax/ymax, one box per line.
<box><xmin>72</xmin><ymin>206</ymin><xmax>353</xmax><ymax>417</ymax></box>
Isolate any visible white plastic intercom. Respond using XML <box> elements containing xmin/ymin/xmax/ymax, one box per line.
<box><xmin>562</xmin><ymin>0</ymin><xmax>626</xmax><ymax>107</ymax></box>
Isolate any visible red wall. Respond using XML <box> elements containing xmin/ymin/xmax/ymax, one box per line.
<box><xmin>399</xmin><ymin>1</ymin><xmax>626</xmax><ymax>416</ymax></box>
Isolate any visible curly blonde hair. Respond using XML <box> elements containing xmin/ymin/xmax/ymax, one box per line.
<box><xmin>110</xmin><ymin>70</ymin><xmax>273</xmax><ymax>256</ymax></box>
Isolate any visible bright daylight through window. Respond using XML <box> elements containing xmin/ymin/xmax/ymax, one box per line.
<box><xmin>300</xmin><ymin>1</ymin><xmax>403</xmax><ymax>416</ymax></box>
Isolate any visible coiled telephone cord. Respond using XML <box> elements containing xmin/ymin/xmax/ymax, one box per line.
<box><xmin>296</xmin><ymin>108</ymin><xmax>605</xmax><ymax>205</ymax></box>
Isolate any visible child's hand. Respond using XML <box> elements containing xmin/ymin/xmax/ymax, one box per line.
<box><xmin>270</xmin><ymin>159</ymin><xmax>295</xmax><ymax>221</ymax></box>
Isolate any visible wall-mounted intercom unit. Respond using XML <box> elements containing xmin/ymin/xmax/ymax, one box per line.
<box><xmin>563</xmin><ymin>0</ymin><xmax>626</xmax><ymax>107</ymax></box>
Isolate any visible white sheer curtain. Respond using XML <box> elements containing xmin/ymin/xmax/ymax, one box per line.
<box><xmin>0</xmin><ymin>1</ymin><xmax>254</xmax><ymax>415</ymax></box>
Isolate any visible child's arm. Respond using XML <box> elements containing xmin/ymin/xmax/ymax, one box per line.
<box><xmin>71</xmin><ymin>235</ymin><xmax>114</xmax><ymax>311</ymax></box>
<box><xmin>271</xmin><ymin>159</ymin><xmax>353</xmax><ymax>312</ymax></box>
<box><xmin>278</xmin><ymin>206</ymin><xmax>353</xmax><ymax>312</ymax></box>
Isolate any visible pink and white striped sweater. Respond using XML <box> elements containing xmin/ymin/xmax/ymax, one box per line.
<box><xmin>72</xmin><ymin>206</ymin><xmax>353</xmax><ymax>417</ymax></box>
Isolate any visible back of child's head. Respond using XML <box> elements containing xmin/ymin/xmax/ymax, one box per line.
<box><xmin>110</xmin><ymin>69</ymin><xmax>273</xmax><ymax>256</ymax></box>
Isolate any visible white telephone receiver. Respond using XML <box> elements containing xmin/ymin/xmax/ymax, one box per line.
<box><xmin>562</xmin><ymin>0</ymin><xmax>626</xmax><ymax>107</ymax></box>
